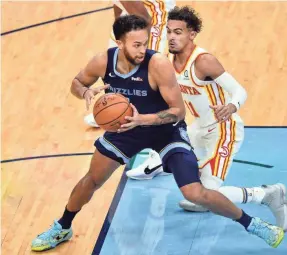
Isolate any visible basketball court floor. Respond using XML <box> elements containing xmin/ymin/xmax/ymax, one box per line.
<box><xmin>1</xmin><ymin>1</ymin><xmax>287</xmax><ymax>254</ymax></box>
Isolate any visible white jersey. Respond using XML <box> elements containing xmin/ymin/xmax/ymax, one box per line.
<box><xmin>111</xmin><ymin>0</ymin><xmax>176</xmax><ymax>53</ymax></box>
<box><xmin>169</xmin><ymin>46</ymin><xmax>243</xmax><ymax>128</ymax></box>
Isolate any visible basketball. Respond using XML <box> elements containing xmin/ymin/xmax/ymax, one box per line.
<box><xmin>93</xmin><ymin>93</ymin><xmax>133</xmax><ymax>132</ymax></box>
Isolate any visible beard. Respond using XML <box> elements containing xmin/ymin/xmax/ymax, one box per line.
<box><xmin>123</xmin><ymin>47</ymin><xmax>139</xmax><ymax>66</ymax></box>
<box><xmin>169</xmin><ymin>48</ymin><xmax>182</xmax><ymax>54</ymax></box>
<box><xmin>123</xmin><ymin>47</ymin><xmax>145</xmax><ymax>65</ymax></box>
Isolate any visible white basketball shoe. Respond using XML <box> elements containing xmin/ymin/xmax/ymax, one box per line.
<box><xmin>126</xmin><ymin>150</ymin><xmax>171</xmax><ymax>180</ymax></box>
<box><xmin>261</xmin><ymin>183</ymin><xmax>287</xmax><ymax>231</ymax></box>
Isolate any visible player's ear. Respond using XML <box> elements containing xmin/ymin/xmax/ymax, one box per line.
<box><xmin>116</xmin><ymin>39</ymin><xmax>124</xmax><ymax>49</ymax></box>
<box><xmin>190</xmin><ymin>30</ymin><xmax>197</xmax><ymax>41</ymax></box>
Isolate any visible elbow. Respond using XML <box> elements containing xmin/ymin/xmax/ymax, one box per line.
<box><xmin>70</xmin><ymin>79</ymin><xmax>77</xmax><ymax>96</ymax></box>
<box><xmin>71</xmin><ymin>79</ymin><xmax>81</xmax><ymax>99</ymax></box>
<box><xmin>70</xmin><ymin>84</ymin><xmax>74</xmax><ymax>95</ymax></box>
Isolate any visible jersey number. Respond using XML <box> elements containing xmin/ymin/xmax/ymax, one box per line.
<box><xmin>184</xmin><ymin>101</ymin><xmax>200</xmax><ymax>117</ymax></box>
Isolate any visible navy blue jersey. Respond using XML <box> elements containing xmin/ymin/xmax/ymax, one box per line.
<box><xmin>102</xmin><ymin>47</ymin><xmax>169</xmax><ymax>115</ymax></box>
<box><xmin>95</xmin><ymin>49</ymin><xmax>199</xmax><ymax>186</ymax></box>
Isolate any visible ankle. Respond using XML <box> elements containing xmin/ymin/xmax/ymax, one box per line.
<box><xmin>58</xmin><ymin>206</ymin><xmax>80</xmax><ymax>229</ymax></box>
<box><xmin>236</xmin><ymin>210</ymin><xmax>253</xmax><ymax>229</ymax></box>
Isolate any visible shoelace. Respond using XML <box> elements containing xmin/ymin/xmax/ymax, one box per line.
<box><xmin>37</xmin><ymin>222</ymin><xmax>60</xmax><ymax>239</ymax></box>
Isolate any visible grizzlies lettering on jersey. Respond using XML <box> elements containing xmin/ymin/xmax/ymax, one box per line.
<box><xmin>108</xmin><ymin>85</ymin><xmax>147</xmax><ymax>97</ymax></box>
<box><xmin>102</xmin><ymin>47</ymin><xmax>169</xmax><ymax>115</ymax></box>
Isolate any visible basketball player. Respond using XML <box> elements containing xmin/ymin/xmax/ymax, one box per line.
<box><xmin>31</xmin><ymin>15</ymin><xmax>284</xmax><ymax>251</ymax></box>
<box><xmin>126</xmin><ymin>6</ymin><xmax>287</xmax><ymax>231</ymax></box>
<box><xmin>84</xmin><ymin>0</ymin><xmax>176</xmax><ymax>127</ymax></box>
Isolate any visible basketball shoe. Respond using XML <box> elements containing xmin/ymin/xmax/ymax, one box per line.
<box><xmin>31</xmin><ymin>220</ymin><xmax>73</xmax><ymax>251</ymax></box>
<box><xmin>126</xmin><ymin>150</ymin><xmax>171</xmax><ymax>180</ymax></box>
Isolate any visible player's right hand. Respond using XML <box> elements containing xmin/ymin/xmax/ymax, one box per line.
<box><xmin>209</xmin><ymin>103</ymin><xmax>236</xmax><ymax>123</ymax></box>
<box><xmin>117</xmin><ymin>104</ymin><xmax>141</xmax><ymax>133</ymax></box>
<box><xmin>83</xmin><ymin>84</ymin><xmax>110</xmax><ymax>110</ymax></box>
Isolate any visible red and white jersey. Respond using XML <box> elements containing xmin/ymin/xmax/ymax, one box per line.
<box><xmin>169</xmin><ymin>46</ymin><xmax>243</xmax><ymax>128</ymax></box>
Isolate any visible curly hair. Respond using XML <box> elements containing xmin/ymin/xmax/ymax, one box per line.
<box><xmin>113</xmin><ymin>15</ymin><xmax>148</xmax><ymax>40</ymax></box>
<box><xmin>168</xmin><ymin>6</ymin><xmax>202</xmax><ymax>33</ymax></box>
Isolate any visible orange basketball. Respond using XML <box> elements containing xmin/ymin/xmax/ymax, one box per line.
<box><xmin>93</xmin><ymin>93</ymin><xmax>133</xmax><ymax>132</ymax></box>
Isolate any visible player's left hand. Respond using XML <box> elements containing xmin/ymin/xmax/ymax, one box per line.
<box><xmin>210</xmin><ymin>103</ymin><xmax>237</xmax><ymax>123</ymax></box>
<box><xmin>117</xmin><ymin>104</ymin><xmax>142</xmax><ymax>133</ymax></box>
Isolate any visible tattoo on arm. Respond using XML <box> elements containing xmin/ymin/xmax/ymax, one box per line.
<box><xmin>153</xmin><ymin>110</ymin><xmax>178</xmax><ymax>125</ymax></box>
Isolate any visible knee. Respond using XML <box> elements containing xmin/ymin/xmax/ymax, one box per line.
<box><xmin>86</xmin><ymin>170</ymin><xmax>104</xmax><ymax>189</ymax></box>
<box><xmin>200</xmin><ymin>175</ymin><xmax>223</xmax><ymax>190</ymax></box>
<box><xmin>181</xmin><ymin>183</ymin><xmax>208</xmax><ymax>204</ymax></box>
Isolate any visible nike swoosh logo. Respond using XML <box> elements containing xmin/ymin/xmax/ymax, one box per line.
<box><xmin>55</xmin><ymin>232</ymin><xmax>69</xmax><ymax>241</ymax></box>
<box><xmin>109</xmin><ymin>72</ymin><xmax>116</xmax><ymax>77</ymax></box>
<box><xmin>208</xmin><ymin>127</ymin><xmax>216</xmax><ymax>132</ymax></box>
<box><xmin>144</xmin><ymin>164</ymin><xmax>163</xmax><ymax>175</ymax></box>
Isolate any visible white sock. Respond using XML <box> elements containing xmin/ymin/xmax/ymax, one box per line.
<box><xmin>200</xmin><ymin>173</ymin><xmax>266</xmax><ymax>204</ymax></box>
<box><xmin>218</xmin><ymin>186</ymin><xmax>245</xmax><ymax>204</ymax></box>
<box><xmin>218</xmin><ymin>186</ymin><xmax>266</xmax><ymax>204</ymax></box>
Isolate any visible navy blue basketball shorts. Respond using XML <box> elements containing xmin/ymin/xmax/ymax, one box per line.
<box><xmin>95</xmin><ymin>122</ymin><xmax>200</xmax><ymax>187</ymax></box>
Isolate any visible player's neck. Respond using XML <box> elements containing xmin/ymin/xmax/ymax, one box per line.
<box><xmin>174</xmin><ymin>44</ymin><xmax>196</xmax><ymax>65</ymax></box>
<box><xmin>116</xmin><ymin>50</ymin><xmax>137</xmax><ymax>74</ymax></box>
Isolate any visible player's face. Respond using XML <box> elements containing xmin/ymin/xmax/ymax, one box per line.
<box><xmin>167</xmin><ymin>20</ymin><xmax>196</xmax><ymax>54</ymax></box>
<box><xmin>119</xmin><ymin>29</ymin><xmax>149</xmax><ymax>65</ymax></box>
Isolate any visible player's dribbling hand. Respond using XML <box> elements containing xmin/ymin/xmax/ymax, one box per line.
<box><xmin>210</xmin><ymin>103</ymin><xmax>237</xmax><ymax>123</ymax></box>
<box><xmin>117</xmin><ymin>104</ymin><xmax>141</xmax><ymax>133</ymax></box>
<box><xmin>83</xmin><ymin>84</ymin><xmax>110</xmax><ymax>110</ymax></box>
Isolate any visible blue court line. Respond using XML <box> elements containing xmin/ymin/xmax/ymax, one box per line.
<box><xmin>1</xmin><ymin>6</ymin><xmax>113</xmax><ymax>36</ymax></box>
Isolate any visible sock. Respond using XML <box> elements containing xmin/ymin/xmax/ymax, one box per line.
<box><xmin>58</xmin><ymin>206</ymin><xmax>80</xmax><ymax>229</ymax></box>
<box><xmin>236</xmin><ymin>210</ymin><xmax>253</xmax><ymax>229</ymax></box>
<box><xmin>218</xmin><ymin>186</ymin><xmax>266</xmax><ymax>204</ymax></box>
<box><xmin>218</xmin><ymin>186</ymin><xmax>245</xmax><ymax>203</ymax></box>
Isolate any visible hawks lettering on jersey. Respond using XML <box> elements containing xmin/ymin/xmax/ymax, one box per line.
<box><xmin>179</xmin><ymin>83</ymin><xmax>201</xmax><ymax>95</ymax></box>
